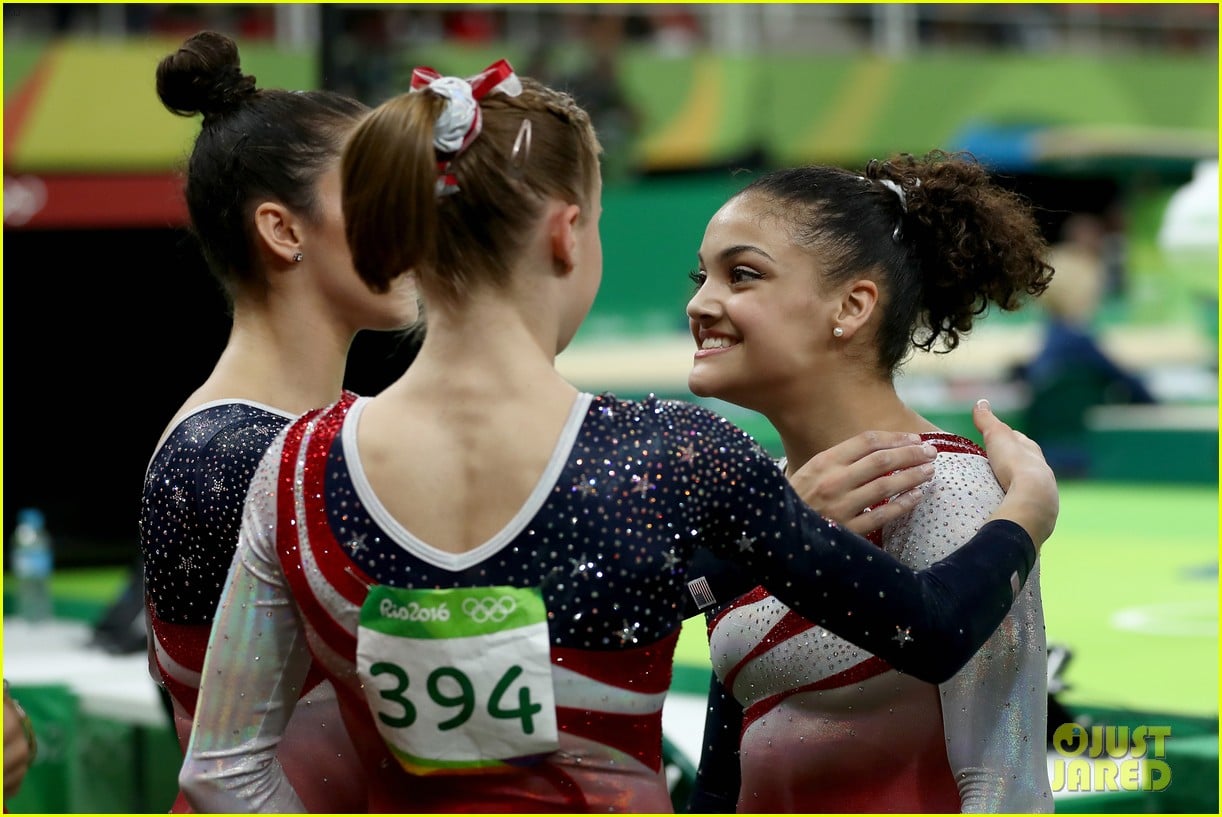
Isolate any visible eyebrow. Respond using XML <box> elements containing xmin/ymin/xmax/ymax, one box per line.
<box><xmin>697</xmin><ymin>244</ymin><xmax>776</xmax><ymax>265</ymax></box>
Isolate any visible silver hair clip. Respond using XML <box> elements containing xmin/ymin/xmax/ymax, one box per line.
<box><xmin>510</xmin><ymin>118</ymin><xmax>533</xmax><ymax>176</ymax></box>
<box><xmin>878</xmin><ymin>178</ymin><xmax>907</xmax><ymax>241</ymax></box>
<box><xmin>879</xmin><ymin>179</ymin><xmax>907</xmax><ymax>212</ymax></box>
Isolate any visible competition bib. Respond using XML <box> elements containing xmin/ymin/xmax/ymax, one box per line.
<box><xmin>356</xmin><ymin>585</ymin><xmax>559</xmax><ymax>775</ymax></box>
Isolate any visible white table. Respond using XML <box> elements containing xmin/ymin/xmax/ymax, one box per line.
<box><xmin>3</xmin><ymin>618</ymin><xmax>166</xmax><ymax>729</ymax></box>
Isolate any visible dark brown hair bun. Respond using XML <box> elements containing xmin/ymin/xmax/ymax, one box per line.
<box><xmin>156</xmin><ymin>30</ymin><xmax>257</xmax><ymax>120</ymax></box>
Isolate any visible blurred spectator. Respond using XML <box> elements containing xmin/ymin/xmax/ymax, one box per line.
<box><xmin>1</xmin><ymin>3</ymin><xmax>1213</xmax><ymax>55</ymax></box>
<box><xmin>1098</xmin><ymin>200</ymin><xmax>1130</xmax><ymax>298</ymax></box>
<box><xmin>651</xmin><ymin>7</ymin><xmax>703</xmax><ymax>54</ymax></box>
<box><xmin>549</xmin><ymin>12</ymin><xmax>641</xmax><ymax>182</ymax></box>
<box><xmin>1015</xmin><ymin>212</ymin><xmax>1156</xmax><ymax>477</ymax></box>
<box><xmin>323</xmin><ymin>8</ymin><xmax>397</xmax><ymax>105</ymax></box>
<box><xmin>443</xmin><ymin>8</ymin><xmax>500</xmax><ymax>43</ymax></box>
<box><xmin>555</xmin><ymin>53</ymin><xmax>640</xmax><ymax>182</ymax></box>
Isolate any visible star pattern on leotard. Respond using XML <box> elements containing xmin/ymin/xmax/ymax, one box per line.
<box><xmin>572</xmin><ymin>478</ymin><xmax>599</xmax><ymax>498</ymax></box>
<box><xmin>676</xmin><ymin>443</ymin><xmax>696</xmax><ymax>464</ymax></box>
<box><xmin>737</xmin><ymin>534</ymin><xmax>756</xmax><ymax>553</ymax></box>
<box><xmin>631</xmin><ymin>474</ymin><xmax>654</xmax><ymax>494</ymax></box>
<box><xmin>616</xmin><ymin>619</ymin><xmax>640</xmax><ymax>645</ymax></box>
<box><xmin>660</xmin><ymin>549</ymin><xmax>681</xmax><ymax>572</ymax></box>
<box><xmin>893</xmin><ymin>625</ymin><xmax>914</xmax><ymax>647</ymax></box>
<box><xmin>345</xmin><ymin>533</ymin><xmax>369</xmax><ymax>556</ymax></box>
<box><xmin>570</xmin><ymin>555</ymin><xmax>596</xmax><ymax>578</ymax></box>
<box><xmin>141</xmin><ymin>400</ymin><xmax>293</xmax><ymax>626</ymax></box>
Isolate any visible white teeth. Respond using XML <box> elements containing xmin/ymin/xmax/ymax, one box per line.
<box><xmin>701</xmin><ymin>337</ymin><xmax>735</xmax><ymax>350</ymax></box>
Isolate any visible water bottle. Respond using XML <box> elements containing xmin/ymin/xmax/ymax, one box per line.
<box><xmin>11</xmin><ymin>507</ymin><xmax>54</xmax><ymax>622</ymax></box>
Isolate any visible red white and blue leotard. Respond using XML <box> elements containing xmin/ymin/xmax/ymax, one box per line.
<box><xmin>140</xmin><ymin>398</ymin><xmax>364</xmax><ymax>813</ymax></box>
<box><xmin>692</xmin><ymin>434</ymin><xmax>1051</xmax><ymax>813</ymax></box>
<box><xmin>180</xmin><ymin>394</ymin><xmax>1037</xmax><ymax>813</ymax></box>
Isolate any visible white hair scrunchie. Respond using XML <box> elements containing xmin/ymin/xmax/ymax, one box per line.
<box><xmin>409</xmin><ymin>59</ymin><xmax>523</xmax><ymax>195</ymax></box>
<box><xmin>425</xmin><ymin>76</ymin><xmax>481</xmax><ymax>155</ymax></box>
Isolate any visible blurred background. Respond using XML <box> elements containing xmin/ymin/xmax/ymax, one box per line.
<box><xmin>2</xmin><ymin>4</ymin><xmax>1217</xmax><ymax>813</ymax></box>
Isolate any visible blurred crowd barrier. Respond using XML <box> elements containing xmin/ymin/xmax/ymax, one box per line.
<box><xmin>3</xmin><ymin>37</ymin><xmax>1215</xmax><ymax>177</ymax></box>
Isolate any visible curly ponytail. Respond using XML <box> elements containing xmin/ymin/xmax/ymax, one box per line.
<box><xmin>740</xmin><ymin>150</ymin><xmax>1053</xmax><ymax>375</ymax></box>
<box><xmin>867</xmin><ymin>151</ymin><xmax>1053</xmax><ymax>360</ymax></box>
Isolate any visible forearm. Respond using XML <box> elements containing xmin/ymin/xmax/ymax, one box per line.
<box><xmin>180</xmin><ymin>551</ymin><xmax>310</xmax><ymax>813</ymax></box>
<box><xmin>684</xmin><ymin>547</ymin><xmax>759</xmax><ymax>617</ymax></box>
<box><xmin>735</xmin><ymin>511</ymin><xmax>1035</xmax><ymax>684</ymax></box>
<box><xmin>687</xmin><ymin>671</ymin><xmax>742</xmax><ymax>813</ymax></box>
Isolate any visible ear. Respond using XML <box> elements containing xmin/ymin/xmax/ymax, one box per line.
<box><xmin>548</xmin><ymin>203</ymin><xmax>582</xmax><ymax>276</ymax></box>
<box><xmin>253</xmin><ymin>201</ymin><xmax>305</xmax><ymax>266</ymax></box>
<box><xmin>835</xmin><ymin>278</ymin><xmax>879</xmax><ymax>340</ymax></box>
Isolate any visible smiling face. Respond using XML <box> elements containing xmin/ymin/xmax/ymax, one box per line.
<box><xmin>686</xmin><ymin>192</ymin><xmax>843</xmax><ymax>413</ymax></box>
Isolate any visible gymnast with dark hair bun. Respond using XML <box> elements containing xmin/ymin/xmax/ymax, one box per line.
<box><xmin>139</xmin><ymin>30</ymin><xmax>417</xmax><ymax>813</ymax></box>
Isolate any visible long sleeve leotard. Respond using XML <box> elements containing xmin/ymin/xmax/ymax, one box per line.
<box><xmin>689</xmin><ymin>434</ymin><xmax>1051</xmax><ymax>813</ymax></box>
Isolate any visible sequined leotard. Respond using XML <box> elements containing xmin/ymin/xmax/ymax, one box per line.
<box><xmin>140</xmin><ymin>398</ymin><xmax>364</xmax><ymax>813</ymax></box>
<box><xmin>691</xmin><ymin>434</ymin><xmax>1051</xmax><ymax>813</ymax></box>
<box><xmin>180</xmin><ymin>393</ymin><xmax>1037</xmax><ymax>813</ymax></box>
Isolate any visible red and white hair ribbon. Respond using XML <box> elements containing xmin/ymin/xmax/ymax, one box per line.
<box><xmin>410</xmin><ymin>59</ymin><xmax>522</xmax><ymax>195</ymax></box>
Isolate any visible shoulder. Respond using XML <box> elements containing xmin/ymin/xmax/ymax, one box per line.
<box><xmin>588</xmin><ymin>393</ymin><xmax>778</xmax><ymax>485</ymax></box>
<box><xmin>883</xmin><ymin>433</ymin><xmax>1002</xmax><ymax>552</ymax></box>
<box><xmin>925</xmin><ymin>433</ymin><xmax>1001</xmax><ymax>498</ymax></box>
<box><xmin>151</xmin><ymin>401</ymin><xmax>294</xmax><ymax>472</ymax></box>
<box><xmin>269</xmin><ymin>392</ymin><xmax>361</xmax><ymax>468</ymax></box>
<box><xmin>923</xmin><ymin>432</ymin><xmax>984</xmax><ymax>458</ymax></box>
<box><xmin>142</xmin><ymin>403</ymin><xmax>296</xmax><ymax>539</ymax></box>
<box><xmin>592</xmin><ymin>392</ymin><xmax>753</xmax><ymax>438</ymax></box>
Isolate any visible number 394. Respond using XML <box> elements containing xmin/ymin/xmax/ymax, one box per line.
<box><xmin>369</xmin><ymin>662</ymin><xmax>542</xmax><ymax>734</ymax></box>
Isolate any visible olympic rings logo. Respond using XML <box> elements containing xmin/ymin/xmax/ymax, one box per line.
<box><xmin>462</xmin><ymin>596</ymin><xmax>518</xmax><ymax>623</ymax></box>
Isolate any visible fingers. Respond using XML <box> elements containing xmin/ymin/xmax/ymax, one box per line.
<box><xmin>789</xmin><ymin>437</ymin><xmax>936</xmax><ymax>494</ymax></box>
<box><xmin>822</xmin><ymin>430</ymin><xmax>927</xmax><ymax>466</ymax></box>
<box><xmin>973</xmin><ymin>396</ymin><xmax>1060</xmax><ymax>545</ymax></box>
<box><xmin>835</xmin><ymin>459</ymin><xmax>934</xmax><ymax>524</ymax></box>
<box><xmin>972</xmin><ymin>397</ymin><xmax>1012</xmax><ymax>443</ymax></box>
<box><xmin>842</xmin><ymin>486</ymin><xmax>925</xmax><ymax>536</ymax></box>
<box><xmin>840</xmin><ymin>443</ymin><xmax>936</xmax><ymax>489</ymax></box>
<box><xmin>859</xmin><ymin>460</ymin><xmax>935</xmax><ymax>504</ymax></box>
<box><xmin>799</xmin><ymin>458</ymin><xmax>933</xmax><ymax>533</ymax></box>
<box><xmin>787</xmin><ymin>432</ymin><xmax>938</xmax><ymax>529</ymax></box>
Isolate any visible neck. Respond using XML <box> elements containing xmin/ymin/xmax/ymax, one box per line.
<box><xmin>196</xmin><ymin>301</ymin><xmax>352</xmax><ymax>415</ymax></box>
<box><xmin>397</xmin><ymin>280</ymin><xmax>573</xmax><ymax>403</ymax></box>
<box><xmin>765</xmin><ymin>372</ymin><xmax>936</xmax><ymax>474</ymax></box>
